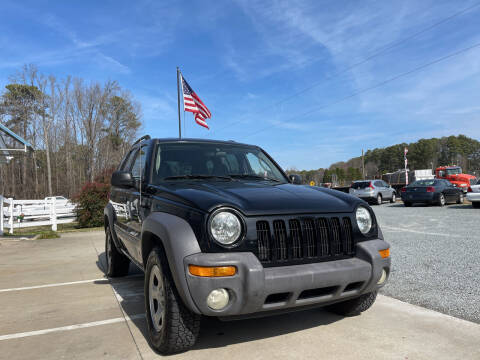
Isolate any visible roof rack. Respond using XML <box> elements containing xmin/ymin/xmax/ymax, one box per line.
<box><xmin>132</xmin><ymin>135</ymin><xmax>151</xmax><ymax>146</ymax></box>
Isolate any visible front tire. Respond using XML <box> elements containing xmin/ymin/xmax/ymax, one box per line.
<box><xmin>438</xmin><ymin>193</ymin><xmax>446</xmax><ymax>207</ymax></box>
<box><xmin>105</xmin><ymin>225</ymin><xmax>130</xmax><ymax>277</ymax></box>
<box><xmin>326</xmin><ymin>291</ymin><xmax>377</xmax><ymax>316</ymax></box>
<box><xmin>144</xmin><ymin>249</ymin><xmax>200</xmax><ymax>355</ymax></box>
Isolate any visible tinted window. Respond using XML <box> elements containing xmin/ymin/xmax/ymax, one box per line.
<box><xmin>351</xmin><ymin>181</ymin><xmax>370</xmax><ymax>189</ymax></box>
<box><xmin>409</xmin><ymin>179</ymin><xmax>438</xmax><ymax>187</ymax></box>
<box><xmin>152</xmin><ymin>143</ymin><xmax>287</xmax><ymax>183</ymax></box>
<box><xmin>470</xmin><ymin>178</ymin><xmax>478</xmax><ymax>185</ymax></box>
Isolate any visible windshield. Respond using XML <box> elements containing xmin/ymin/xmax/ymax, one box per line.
<box><xmin>445</xmin><ymin>167</ymin><xmax>462</xmax><ymax>175</ymax></box>
<box><xmin>152</xmin><ymin>142</ymin><xmax>288</xmax><ymax>183</ymax></box>
<box><xmin>409</xmin><ymin>179</ymin><xmax>438</xmax><ymax>187</ymax></box>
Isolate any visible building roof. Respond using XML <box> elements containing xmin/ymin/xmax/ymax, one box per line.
<box><xmin>0</xmin><ymin>123</ymin><xmax>33</xmax><ymax>163</ymax></box>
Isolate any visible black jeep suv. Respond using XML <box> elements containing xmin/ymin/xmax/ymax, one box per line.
<box><xmin>104</xmin><ymin>136</ymin><xmax>391</xmax><ymax>354</ymax></box>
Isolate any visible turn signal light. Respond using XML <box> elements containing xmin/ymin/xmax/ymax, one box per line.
<box><xmin>189</xmin><ymin>265</ymin><xmax>236</xmax><ymax>277</ymax></box>
<box><xmin>468</xmin><ymin>186</ymin><xmax>472</xmax><ymax>192</ymax></box>
<box><xmin>378</xmin><ymin>249</ymin><xmax>390</xmax><ymax>258</ymax></box>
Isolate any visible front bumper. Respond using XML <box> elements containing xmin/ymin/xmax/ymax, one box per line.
<box><xmin>183</xmin><ymin>239</ymin><xmax>390</xmax><ymax>317</ymax></box>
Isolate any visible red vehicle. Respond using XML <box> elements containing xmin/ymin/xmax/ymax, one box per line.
<box><xmin>435</xmin><ymin>166</ymin><xmax>477</xmax><ymax>193</ymax></box>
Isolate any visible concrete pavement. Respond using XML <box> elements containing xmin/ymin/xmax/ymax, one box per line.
<box><xmin>0</xmin><ymin>231</ymin><xmax>479</xmax><ymax>359</ymax></box>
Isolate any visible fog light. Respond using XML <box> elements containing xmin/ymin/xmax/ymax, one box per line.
<box><xmin>377</xmin><ymin>269</ymin><xmax>387</xmax><ymax>285</ymax></box>
<box><xmin>206</xmin><ymin>288</ymin><xmax>230</xmax><ymax>310</ymax></box>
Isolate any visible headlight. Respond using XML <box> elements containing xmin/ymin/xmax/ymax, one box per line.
<box><xmin>209</xmin><ymin>210</ymin><xmax>243</xmax><ymax>245</ymax></box>
<box><xmin>356</xmin><ymin>206</ymin><xmax>372</xmax><ymax>234</ymax></box>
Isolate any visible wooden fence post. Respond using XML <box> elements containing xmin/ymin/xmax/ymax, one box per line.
<box><xmin>9</xmin><ymin>198</ymin><xmax>13</xmax><ymax>234</ymax></box>
<box><xmin>51</xmin><ymin>197</ymin><xmax>57</xmax><ymax>231</ymax></box>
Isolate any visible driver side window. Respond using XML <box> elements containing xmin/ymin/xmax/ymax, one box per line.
<box><xmin>131</xmin><ymin>146</ymin><xmax>147</xmax><ymax>180</ymax></box>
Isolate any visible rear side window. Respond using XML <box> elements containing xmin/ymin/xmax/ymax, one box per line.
<box><xmin>351</xmin><ymin>181</ymin><xmax>370</xmax><ymax>189</ymax></box>
<box><xmin>374</xmin><ymin>181</ymin><xmax>383</xmax><ymax>187</ymax></box>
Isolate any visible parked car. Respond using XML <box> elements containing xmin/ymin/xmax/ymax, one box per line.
<box><xmin>466</xmin><ymin>179</ymin><xmax>480</xmax><ymax>208</ymax></box>
<box><xmin>104</xmin><ymin>137</ymin><xmax>391</xmax><ymax>354</ymax></box>
<box><xmin>349</xmin><ymin>180</ymin><xmax>396</xmax><ymax>205</ymax></box>
<box><xmin>400</xmin><ymin>179</ymin><xmax>464</xmax><ymax>207</ymax></box>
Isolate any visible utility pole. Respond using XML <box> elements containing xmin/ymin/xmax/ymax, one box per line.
<box><xmin>362</xmin><ymin>149</ymin><xmax>365</xmax><ymax>180</ymax></box>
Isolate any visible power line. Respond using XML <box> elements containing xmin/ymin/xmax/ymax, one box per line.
<box><xmin>241</xmin><ymin>40</ymin><xmax>480</xmax><ymax>140</ymax></box>
<box><xmin>210</xmin><ymin>1</ymin><xmax>480</xmax><ymax>135</ymax></box>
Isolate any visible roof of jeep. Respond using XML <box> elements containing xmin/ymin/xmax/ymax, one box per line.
<box><xmin>153</xmin><ymin>138</ymin><xmax>257</xmax><ymax>147</ymax></box>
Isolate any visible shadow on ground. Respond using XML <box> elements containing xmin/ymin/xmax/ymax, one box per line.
<box><xmin>447</xmin><ymin>204</ymin><xmax>475</xmax><ymax>209</ymax></box>
<box><xmin>95</xmin><ymin>252</ymin><xmax>344</xmax><ymax>351</ymax></box>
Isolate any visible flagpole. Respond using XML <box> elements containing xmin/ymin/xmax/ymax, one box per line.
<box><xmin>177</xmin><ymin>67</ymin><xmax>182</xmax><ymax>139</ymax></box>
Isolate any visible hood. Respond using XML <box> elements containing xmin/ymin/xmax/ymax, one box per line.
<box><xmin>150</xmin><ymin>181</ymin><xmax>358</xmax><ymax>216</ymax></box>
<box><xmin>448</xmin><ymin>174</ymin><xmax>475</xmax><ymax>183</ymax></box>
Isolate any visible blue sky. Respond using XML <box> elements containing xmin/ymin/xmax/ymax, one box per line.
<box><xmin>1</xmin><ymin>0</ymin><xmax>480</xmax><ymax>170</ymax></box>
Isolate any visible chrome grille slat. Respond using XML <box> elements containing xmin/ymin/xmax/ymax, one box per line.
<box><xmin>316</xmin><ymin>218</ymin><xmax>329</xmax><ymax>257</ymax></box>
<box><xmin>273</xmin><ymin>220</ymin><xmax>288</xmax><ymax>260</ymax></box>
<box><xmin>257</xmin><ymin>216</ymin><xmax>355</xmax><ymax>265</ymax></box>
<box><xmin>256</xmin><ymin>221</ymin><xmax>271</xmax><ymax>261</ymax></box>
<box><xmin>342</xmin><ymin>217</ymin><xmax>353</xmax><ymax>254</ymax></box>
<box><xmin>302</xmin><ymin>218</ymin><xmax>316</xmax><ymax>257</ymax></box>
<box><xmin>330</xmin><ymin>218</ymin><xmax>342</xmax><ymax>255</ymax></box>
<box><xmin>289</xmin><ymin>219</ymin><xmax>303</xmax><ymax>259</ymax></box>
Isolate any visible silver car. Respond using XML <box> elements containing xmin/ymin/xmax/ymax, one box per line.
<box><xmin>466</xmin><ymin>179</ymin><xmax>480</xmax><ymax>208</ymax></box>
<box><xmin>349</xmin><ymin>180</ymin><xmax>396</xmax><ymax>205</ymax></box>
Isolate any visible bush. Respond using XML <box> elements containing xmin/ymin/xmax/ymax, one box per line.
<box><xmin>73</xmin><ymin>182</ymin><xmax>110</xmax><ymax>228</ymax></box>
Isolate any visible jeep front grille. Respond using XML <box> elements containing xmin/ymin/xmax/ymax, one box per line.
<box><xmin>255</xmin><ymin>217</ymin><xmax>355</xmax><ymax>265</ymax></box>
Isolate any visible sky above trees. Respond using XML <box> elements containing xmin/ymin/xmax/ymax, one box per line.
<box><xmin>1</xmin><ymin>0</ymin><xmax>479</xmax><ymax>170</ymax></box>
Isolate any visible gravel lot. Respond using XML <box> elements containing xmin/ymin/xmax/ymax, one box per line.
<box><xmin>375</xmin><ymin>202</ymin><xmax>480</xmax><ymax>323</ymax></box>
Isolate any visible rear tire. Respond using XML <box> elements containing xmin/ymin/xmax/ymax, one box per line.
<box><xmin>145</xmin><ymin>248</ymin><xmax>201</xmax><ymax>355</ymax></box>
<box><xmin>376</xmin><ymin>194</ymin><xmax>382</xmax><ymax>205</ymax></box>
<box><xmin>390</xmin><ymin>193</ymin><xmax>396</xmax><ymax>203</ymax></box>
<box><xmin>438</xmin><ymin>193</ymin><xmax>446</xmax><ymax>207</ymax></box>
<box><xmin>326</xmin><ymin>291</ymin><xmax>377</xmax><ymax>316</ymax></box>
<box><xmin>105</xmin><ymin>225</ymin><xmax>130</xmax><ymax>277</ymax></box>
<box><xmin>404</xmin><ymin>201</ymin><xmax>411</xmax><ymax>207</ymax></box>
<box><xmin>472</xmin><ymin>202</ymin><xmax>480</xmax><ymax>208</ymax></box>
<box><xmin>457</xmin><ymin>193</ymin><xmax>464</xmax><ymax>204</ymax></box>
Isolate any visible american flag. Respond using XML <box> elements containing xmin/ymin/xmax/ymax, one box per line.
<box><xmin>181</xmin><ymin>75</ymin><xmax>211</xmax><ymax>129</ymax></box>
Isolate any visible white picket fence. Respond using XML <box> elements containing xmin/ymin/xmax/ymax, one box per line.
<box><xmin>0</xmin><ymin>196</ymin><xmax>76</xmax><ymax>235</ymax></box>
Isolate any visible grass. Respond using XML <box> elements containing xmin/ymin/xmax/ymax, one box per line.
<box><xmin>2</xmin><ymin>222</ymin><xmax>103</xmax><ymax>237</ymax></box>
<box><xmin>36</xmin><ymin>231</ymin><xmax>60</xmax><ymax>239</ymax></box>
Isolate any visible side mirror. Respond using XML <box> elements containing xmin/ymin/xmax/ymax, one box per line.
<box><xmin>111</xmin><ymin>171</ymin><xmax>134</xmax><ymax>188</ymax></box>
<box><xmin>288</xmin><ymin>174</ymin><xmax>302</xmax><ymax>185</ymax></box>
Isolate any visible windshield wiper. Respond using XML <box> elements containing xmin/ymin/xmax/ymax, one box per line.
<box><xmin>163</xmin><ymin>175</ymin><xmax>233</xmax><ymax>181</ymax></box>
<box><xmin>228</xmin><ymin>174</ymin><xmax>281</xmax><ymax>182</ymax></box>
